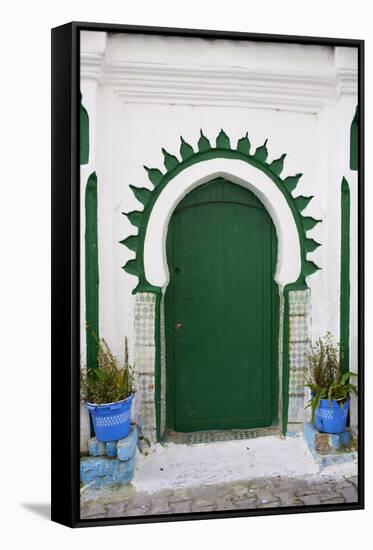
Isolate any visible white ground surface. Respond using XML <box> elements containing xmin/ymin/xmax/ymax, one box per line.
<box><xmin>133</xmin><ymin>435</ymin><xmax>357</xmax><ymax>494</ymax></box>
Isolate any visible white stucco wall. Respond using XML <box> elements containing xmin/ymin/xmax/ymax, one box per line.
<box><xmin>80</xmin><ymin>31</ymin><xmax>358</xmax><ymax>431</ymax></box>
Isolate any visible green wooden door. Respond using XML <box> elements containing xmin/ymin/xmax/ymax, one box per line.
<box><xmin>165</xmin><ymin>177</ymin><xmax>278</xmax><ymax>433</ymax></box>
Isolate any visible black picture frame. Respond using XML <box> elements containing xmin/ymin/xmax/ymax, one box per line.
<box><xmin>51</xmin><ymin>21</ymin><xmax>365</xmax><ymax>528</ymax></box>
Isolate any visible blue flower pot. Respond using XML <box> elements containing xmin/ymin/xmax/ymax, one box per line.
<box><xmin>87</xmin><ymin>394</ymin><xmax>134</xmax><ymax>442</ymax></box>
<box><xmin>314</xmin><ymin>398</ymin><xmax>349</xmax><ymax>434</ymax></box>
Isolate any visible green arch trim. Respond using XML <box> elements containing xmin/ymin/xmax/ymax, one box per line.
<box><xmin>121</xmin><ymin>130</ymin><xmax>322</xmax><ymax>294</ymax></box>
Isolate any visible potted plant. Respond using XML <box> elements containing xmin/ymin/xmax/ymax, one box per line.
<box><xmin>305</xmin><ymin>332</ymin><xmax>357</xmax><ymax>434</ymax></box>
<box><xmin>81</xmin><ymin>336</ymin><xmax>135</xmax><ymax>442</ymax></box>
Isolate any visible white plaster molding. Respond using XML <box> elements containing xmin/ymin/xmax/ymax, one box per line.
<box><xmin>79</xmin><ymin>58</ymin><xmax>357</xmax><ymax>112</ymax></box>
<box><xmin>81</xmin><ymin>52</ymin><xmax>105</xmax><ymax>82</ymax></box>
<box><xmin>80</xmin><ymin>35</ymin><xmax>358</xmax><ymax>111</ymax></box>
<box><xmin>335</xmin><ymin>68</ymin><xmax>358</xmax><ymax>97</ymax></box>
<box><xmin>80</xmin><ymin>31</ymin><xmax>107</xmax><ymax>82</ymax></box>
<box><xmin>334</xmin><ymin>46</ymin><xmax>358</xmax><ymax>97</ymax></box>
<box><xmin>144</xmin><ymin>159</ymin><xmax>301</xmax><ymax>289</ymax></box>
<box><xmin>108</xmin><ymin>64</ymin><xmax>337</xmax><ymax>113</ymax></box>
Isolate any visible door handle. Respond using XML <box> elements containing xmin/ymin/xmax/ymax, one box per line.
<box><xmin>175</xmin><ymin>322</ymin><xmax>183</xmax><ymax>329</ymax></box>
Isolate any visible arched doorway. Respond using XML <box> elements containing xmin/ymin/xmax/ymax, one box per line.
<box><xmin>164</xmin><ymin>177</ymin><xmax>279</xmax><ymax>433</ymax></box>
<box><xmin>123</xmin><ymin>133</ymin><xmax>320</xmax><ymax>441</ymax></box>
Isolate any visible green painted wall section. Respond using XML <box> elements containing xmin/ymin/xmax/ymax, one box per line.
<box><xmin>85</xmin><ymin>172</ymin><xmax>99</xmax><ymax>370</ymax></box>
<box><xmin>80</xmin><ymin>93</ymin><xmax>89</xmax><ymax>165</ymax></box>
<box><xmin>281</xmin><ymin>287</ymin><xmax>291</xmax><ymax>434</ymax></box>
<box><xmin>164</xmin><ymin>178</ymin><xmax>279</xmax><ymax>432</ymax></box>
<box><xmin>120</xmin><ymin>130</ymin><xmax>322</xmax><ymax>296</ymax></box>
<box><xmin>340</xmin><ymin>177</ymin><xmax>350</xmax><ymax>373</ymax></box>
<box><xmin>81</xmin><ymin>92</ymin><xmax>99</xmax><ymax>372</ymax></box>
<box><xmin>154</xmin><ymin>293</ymin><xmax>162</xmax><ymax>441</ymax></box>
<box><xmin>350</xmin><ymin>106</ymin><xmax>358</xmax><ymax>171</ymax></box>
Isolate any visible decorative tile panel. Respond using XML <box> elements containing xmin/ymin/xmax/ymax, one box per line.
<box><xmin>134</xmin><ymin>293</ymin><xmax>156</xmax><ymax>346</ymax></box>
<box><xmin>289</xmin><ymin>315</ymin><xmax>309</xmax><ymax>343</ymax></box>
<box><xmin>287</xmin><ymin>289</ymin><xmax>311</xmax><ymax>426</ymax></box>
<box><xmin>289</xmin><ymin>368</ymin><xmax>308</xmax><ymax>395</ymax></box>
<box><xmin>142</xmin><ymin>402</ymin><xmax>156</xmax><ymax>428</ymax></box>
<box><xmin>289</xmin><ymin>289</ymin><xmax>311</xmax><ymax>315</ymax></box>
<box><xmin>135</xmin><ymin>345</ymin><xmax>156</xmax><ymax>374</ymax></box>
<box><xmin>288</xmin><ymin>395</ymin><xmax>307</xmax><ymax>423</ymax></box>
<box><xmin>134</xmin><ymin>293</ymin><xmax>157</xmax><ymax>443</ymax></box>
<box><xmin>289</xmin><ymin>341</ymin><xmax>308</xmax><ymax>371</ymax></box>
<box><xmin>136</xmin><ymin>373</ymin><xmax>155</xmax><ymax>403</ymax></box>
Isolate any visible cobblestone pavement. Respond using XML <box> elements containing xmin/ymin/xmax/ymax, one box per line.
<box><xmin>80</xmin><ymin>474</ymin><xmax>358</xmax><ymax>519</ymax></box>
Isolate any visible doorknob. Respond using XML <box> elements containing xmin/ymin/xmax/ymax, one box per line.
<box><xmin>175</xmin><ymin>322</ymin><xmax>183</xmax><ymax>329</ymax></box>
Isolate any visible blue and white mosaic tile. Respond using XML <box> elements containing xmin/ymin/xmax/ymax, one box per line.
<box><xmin>134</xmin><ymin>293</ymin><xmax>157</xmax><ymax>443</ymax></box>
<box><xmin>287</xmin><ymin>289</ymin><xmax>311</xmax><ymax>425</ymax></box>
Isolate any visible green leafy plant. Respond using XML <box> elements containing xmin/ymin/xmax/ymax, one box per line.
<box><xmin>81</xmin><ymin>335</ymin><xmax>134</xmax><ymax>404</ymax></box>
<box><xmin>305</xmin><ymin>332</ymin><xmax>357</xmax><ymax>421</ymax></box>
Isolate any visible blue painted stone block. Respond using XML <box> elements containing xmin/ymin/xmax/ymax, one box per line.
<box><xmin>82</xmin><ymin>426</ymin><xmax>139</xmax><ymax>486</ymax></box>
<box><xmin>106</xmin><ymin>441</ymin><xmax>117</xmax><ymax>458</ymax></box>
<box><xmin>339</xmin><ymin>430</ymin><xmax>352</xmax><ymax>447</ymax></box>
<box><xmin>88</xmin><ymin>437</ymin><xmax>107</xmax><ymax>457</ymax></box>
<box><xmin>117</xmin><ymin>426</ymin><xmax>138</xmax><ymax>462</ymax></box>
<box><xmin>80</xmin><ymin>454</ymin><xmax>136</xmax><ymax>487</ymax></box>
<box><xmin>304</xmin><ymin>422</ymin><xmax>355</xmax><ymax>466</ymax></box>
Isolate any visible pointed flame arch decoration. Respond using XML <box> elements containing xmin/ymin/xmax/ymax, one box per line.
<box><xmin>120</xmin><ymin>130</ymin><xmax>322</xmax><ymax>294</ymax></box>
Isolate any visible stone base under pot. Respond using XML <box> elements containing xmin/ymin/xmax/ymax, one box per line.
<box><xmin>80</xmin><ymin>425</ymin><xmax>138</xmax><ymax>487</ymax></box>
<box><xmin>304</xmin><ymin>422</ymin><xmax>357</xmax><ymax>466</ymax></box>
